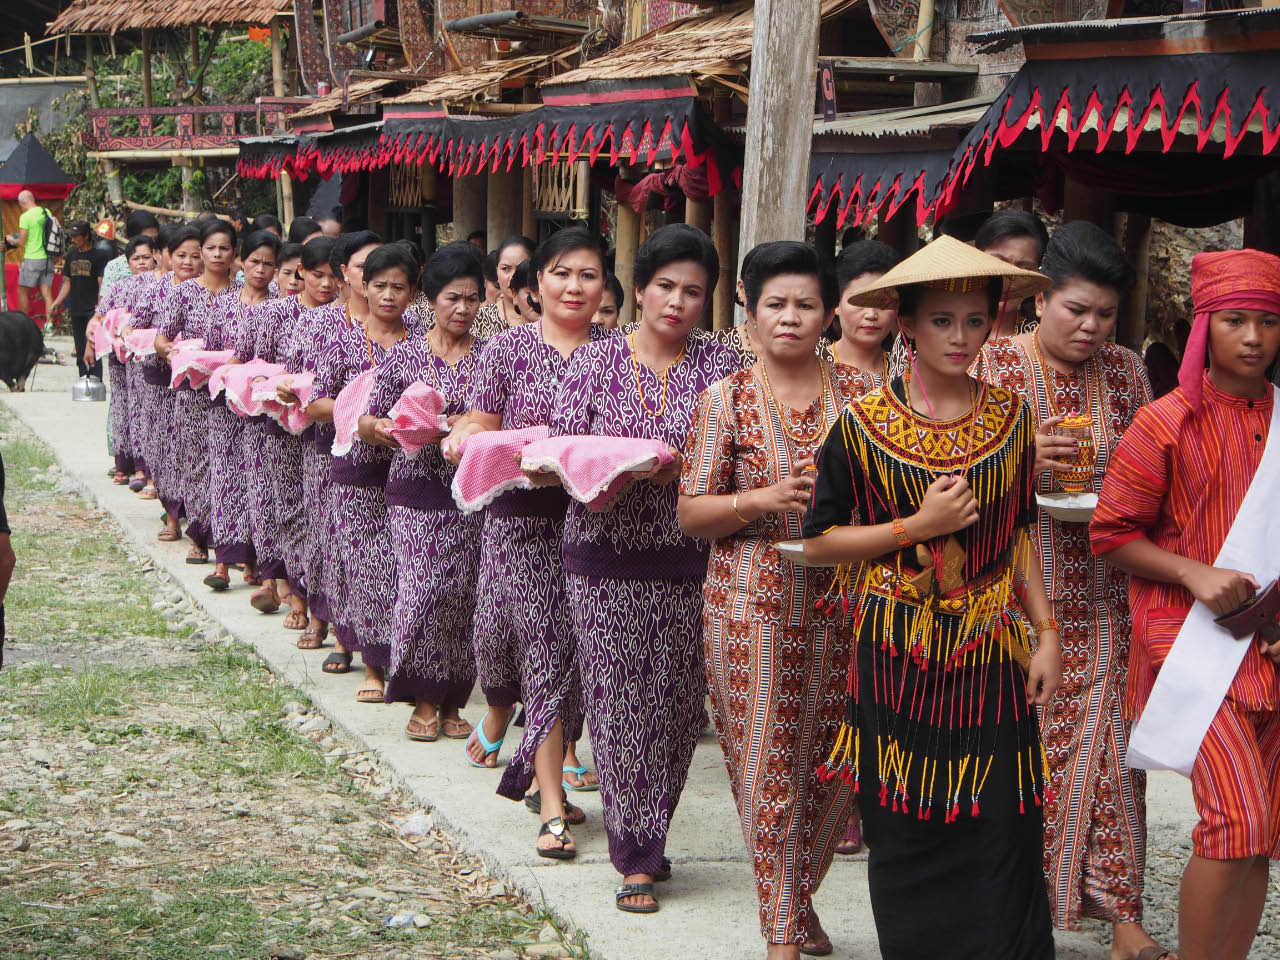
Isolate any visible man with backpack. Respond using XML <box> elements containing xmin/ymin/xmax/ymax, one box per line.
<box><xmin>4</xmin><ymin>189</ymin><xmax>60</xmax><ymax>319</ymax></box>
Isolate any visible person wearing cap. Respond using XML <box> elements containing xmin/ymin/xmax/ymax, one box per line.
<box><xmin>801</xmin><ymin>235</ymin><xmax>1061</xmax><ymax>959</ymax></box>
<box><xmin>50</xmin><ymin>219</ymin><xmax>110</xmax><ymax>379</ymax></box>
<box><xmin>1091</xmin><ymin>249</ymin><xmax>1280</xmax><ymax>960</ymax></box>
<box><xmin>980</xmin><ymin>222</ymin><xmax>1170</xmax><ymax>960</ymax></box>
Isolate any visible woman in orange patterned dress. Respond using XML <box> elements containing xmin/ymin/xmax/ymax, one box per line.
<box><xmin>678</xmin><ymin>242</ymin><xmax>878</xmax><ymax>960</ymax></box>
<box><xmin>979</xmin><ymin>221</ymin><xmax>1170</xmax><ymax>960</ymax></box>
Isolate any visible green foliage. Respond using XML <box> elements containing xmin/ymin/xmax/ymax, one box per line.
<box><xmin>11</xmin><ymin>30</ymin><xmax>278</xmax><ymax>220</ymax></box>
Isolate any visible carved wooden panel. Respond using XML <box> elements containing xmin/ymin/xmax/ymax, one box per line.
<box><xmin>323</xmin><ymin>0</ymin><xmax>364</xmax><ymax>86</ymax></box>
<box><xmin>996</xmin><ymin>0</ymin><xmax>1109</xmax><ymax>26</ymax></box>
<box><xmin>868</xmin><ymin>0</ymin><xmax>925</xmax><ymax>57</ymax></box>
<box><xmin>398</xmin><ymin>0</ymin><xmax>435</xmax><ymax>71</ymax></box>
<box><xmin>293</xmin><ymin>2</ymin><xmax>333</xmax><ymax>92</ymax></box>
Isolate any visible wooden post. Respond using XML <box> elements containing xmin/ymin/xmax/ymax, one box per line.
<box><xmin>487</xmin><ymin>169</ymin><xmax>523</xmax><ymax>250</ymax></box>
<box><xmin>1120</xmin><ymin>213</ymin><xmax>1151</xmax><ymax>351</ymax></box>
<box><xmin>737</xmin><ymin>0</ymin><xmax>819</xmax><ymax>274</ymax></box>
<box><xmin>420</xmin><ymin>163</ymin><xmax>438</xmax><ymax>258</ymax></box>
<box><xmin>1062</xmin><ymin>177</ymin><xmax>1115</xmax><ymax>231</ymax></box>
<box><xmin>573</xmin><ymin>160</ymin><xmax>591</xmax><ymax>225</ymax></box>
<box><xmin>453</xmin><ymin>174</ymin><xmax>487</xmax><ymax>242</ymax></box>
<box><xmin>178</xmin><ymin>161</ymin><xmax>196</xmax><ymax>213</ymax></box>
<box><xmin>685</xmin><ymin>196</ymin><xmax>712</xmax><ymax>235</ymax></box>
<box><xmin>712</xmin><ymin>187</ymin><xmax>736</xmax><ymax>332</ymax></box>
<box><xmin>614</xmin><ymin>172</ymin><xmax>642</xmax><ymax>329</ymax></box>
<box><xmin>141</xmin><ymin>29</ymin><xmax>153</xmax><ymax>108</ymax></box>
<box><xmin>84</xmin><ymin>38</ymin><xmax>124</xmax><ymax>206</ymax></box>
<box><xmin>270</xmin><ymin>21</ymin><xmax>286</xmax><ymax>98</ymax></box>
<box><xmin>877</xmin><ymin>210</ymin><xmax>919</xmax><ymax>259</ymax></box>
<box><xmin>280</xmin><ymin>172</ymin><xmax>295</xmax><ymax>225</ymax></box>
<box><xmin>521</xmin><ymin>165</ymin><xmax>536</xmax><ymax>239</ymax></box>
<box><xmin>913</xmin><ymin>0</ymin><xmax>937</xmax><ymax>60</ymax></box>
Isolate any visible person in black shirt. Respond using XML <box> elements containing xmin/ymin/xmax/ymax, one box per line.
<box><xmin>51</xmin><ymin>220</ymin><xmax>109</xmax><ymax>378</ymax></box>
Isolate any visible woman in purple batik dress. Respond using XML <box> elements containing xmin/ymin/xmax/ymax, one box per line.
<box><xmin>156</xmin><ymin>219</ymin><xmax>239</xmax><ymax>564</ymax></box>
<box><xmin>360</xmin><ymin>243</ymin><xmax>488</xmax><ymax>740</ymax></box>
<box><xmin>548</xmin><ymin>225</ymin><xmax>738</xmax><ymax>913</ymax></box>
<box><xmin>443</xmin><ymin>227</ymin><xmax>613</xmax><ymax>860</ymax></box>
<box><xmin>301</xmin><ymin>243</ymin><xmax>416</xmax><ymax>702</ymax></box>
<box><xmin>285</xmin><ymin>232</ymin><xmax>383</xmax><ymax>656</ymax></box>
<box><xmin>135</xmin><ymin>224</ymin><xmax>204</xmax><ymax>542</ymax></box>
<box><xmin>252</xmin><ymin>237</ymin><xmax>340</xmax><ymax>631</ymax></box>
<box><xmin>200</xmin><ymin>229</ymin><xmax>280</xmax><ymax>593</ymax></box>
<box><xmin>123</xmin><ymin>238</ymin><xmax>172</xmax><ymax>498</ymax></box>
<box><xmin>90</xmin><ymin>236</ymin><xmax>158</xmax><ymax>488</ymax></box>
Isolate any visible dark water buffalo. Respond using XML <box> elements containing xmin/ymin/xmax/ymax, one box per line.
<box><xmin>0</xmin><ymin>311</ymin><xmax>43</xmax><ymax>391</ymax></box>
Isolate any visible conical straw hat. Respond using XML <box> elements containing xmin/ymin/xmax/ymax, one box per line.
<box><xmin>849</xmin><ymin>234</ymin><xmax>1051</xmax><ymax>309</ymax></box>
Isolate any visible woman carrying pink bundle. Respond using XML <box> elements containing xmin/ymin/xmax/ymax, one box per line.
<box><xmin>359</xmin><ymin>242</ymin><xmax>489</xmax><ymax>740</ymax></box>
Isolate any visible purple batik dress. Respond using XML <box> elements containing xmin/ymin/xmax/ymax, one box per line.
<box><xmin>371</xmin><ymin>334</ymin><xmax>488</xmax><ymax>708</ymax></box>
<box><xmin>313</xmin><ymin>320</ymin><xmax>404</xmax><ymax>668</ymax></box>
<box><xmin>549</xmin><ymin>331</ymin><xmax>737</xmax><ymax>877</ymax></box>
<box><xmin>160</xmin><ymin>278</ymin><xmax>238</xmax><ymax>550</ymax></box>
<box><xmin>121</xmin><ymin>272</ymin><xmax>163</xmax><ymax>475</ymax></box>
<box><xmin>204</xmin><ymin>290</ymin><xmax>266</xmax><ymax>565</ymax></box>
<box><xmin>233</xmin><ymin>298</ymin><xmax>286</xmax><ymax>579</ymax></box>
<box><xmin>98</xmin><ymin>272</ymin><xmax>149</xmax><ymax>475</ymax></box>
<box><xmin>132</xmin><ymin>273</ymin><xmax>184</xmax><ymax>516</ymax></box>
<box><xmin>253</xmin><ymin>295</ymin><xmax>314</xmax><ymax>594</ymax></box>
<box><xmin>467</xmin><ymin>320</ymin><xmax>615</xmax><ymax>800</ymax></box>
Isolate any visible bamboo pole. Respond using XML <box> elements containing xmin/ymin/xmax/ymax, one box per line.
<box><xmin>84</xmin><ymin>38</ymin><xmax>124</xmax><ymax>206</ymax></box>
<box><xmin>141</xmin><ymin>29</ymin><xmax>153</xmax><ymax>108</ymax></box>
<box><xmin>270</xmin><ymin>22</ymin><xmax>286</xmax><ymax>97</ymax></box>
<box><xmin>913</xmin><ymin>0</ymin><xmax>937</xmax><ymax>60</ymax></box>
<box><xmin>614</xmin><ymin>167</ymin><xmax>642</xmax><ymax>329</ymax></box>
<box><xmin>685</xmin><ymin>196</ymin><xmax>711</xmax><ymax>235</ymax></box>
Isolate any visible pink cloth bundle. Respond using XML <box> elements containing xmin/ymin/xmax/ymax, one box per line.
<box><xmin>450</xmin><ymin>425</ymin><xmax>550</xmax><ymax>514</ymax></box>
<box><xmin>91</xmin><ymin>319</ymin><xmax>115</xmax><ymax>361</ymax></box>
<box><xmin>387</xmin><ymin>383</ymin><xmax>449</xmax><ymax>457</ymax></box>
<box><xmin>124</xmin><ymin>328</ymin><xmax>159</xmax><ymax>359</ymax></box>
<box><xmin>222</xmin><ymin>359</ymin><xmax>286</xmax><ymax>416</ymax></box>
<box><xmin>170</xmin><ymin>349</ymin><xmax>235</xmax><ymax>390</ymax></box>
<box><xmin>330</xmin><ymin>368</ymin><xmax>379</xmax><ymax>457</ymax></box>
<box><xmin>520</xmin><ymin>435</ymin><xmax>676</xmax><ymax>511</ymax></box>
<box><xmin>252</xmin><ymin>372</ymin><xmax>317</xmax><ymax>435</ymax></box>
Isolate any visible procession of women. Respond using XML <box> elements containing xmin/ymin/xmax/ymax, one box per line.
<box><xmin>85</xmin><ymin>206</ymin><xmax>1280</xmax><ymax>960</ymax></box>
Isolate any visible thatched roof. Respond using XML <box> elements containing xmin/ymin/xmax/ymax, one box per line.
<box><xmin>545</xmin><ymin>0</ymin><xmax>857</xmax><ymax>87</ymax></box>
<box><xmin>387</xmin><ymin>50</ymin><xmax>576</xmax><ymax>106</ymax></box>
<box><xmin>287</xmin><ymin>78</ymin><xmax>400</xmax><ymax>123</ymax></box>
<box><xmin>48</xmin><ymin>0</ymin><xmax>289</xmax><ymax>34</ymax></box>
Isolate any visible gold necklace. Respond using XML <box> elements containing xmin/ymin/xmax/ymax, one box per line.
<box><xmin>1031</xmin><ymin>328</ymin><xmax>1098</xmax><ymax>419</ymax></box>
<box><xmin>759</xmin><ymin>358</ymin><xmax>835</xmax><ymax>446</ymax></box>
<box><xmin>902</xmin><ymin>371</ymin><xmax>982</xmax><ymax>476</ymax></box>
<box><xmin>629</xmin><ymin>329</ymin><xmax>686</xmax><ymax>418</ymax></box>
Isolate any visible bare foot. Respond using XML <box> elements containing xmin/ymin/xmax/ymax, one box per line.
<box><xmin>1112</xmin><ymin>922</ymin><xmax>1180</xmax><ymax>960</ymax></box>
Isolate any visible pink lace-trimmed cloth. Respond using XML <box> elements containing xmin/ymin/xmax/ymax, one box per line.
<box><xmin>252</xmin><ymin>372</ymin><xmax>316</xmax><ymax>435</ymax></box>
<box><xmin>124</xmin><ymin>328</ymin><xmax>159</xmax><ymax>359</ymax></box>
<box><xmin>387</xmin><ymin>383</ymin><xmax>449</xmax><ymax>457</ymax></box>
<box><xmin>222</xmin><ymin>360</ymin><xmax>286</xmax><ymax>415</ymax></box>
<box><xmin>450</xmin><ymin>425</ymin><xmax>550</xmax><ymax>514</ymax></box>
<box><xmin>93</xmin><ymin>307</ymin><xmax>132</xmax><ymax>360</ymax></box>
<box><xmin>331</xmin><ymin>367</ymin><xmax>379</xmax><ymax>457</ymax></box>
<box><xmin>521</xmin><ymin>435</ymin><xmax>676</xmax><ymax>511</ymax></box>
<box><xmin>171</xmin><ymin>349</ymin><xmax>235</xmax><ymax>390</ymax></box>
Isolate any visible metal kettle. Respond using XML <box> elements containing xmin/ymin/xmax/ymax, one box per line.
<box><xmin>72</xmin><ymin>374</ymin><xmax>107</xmax><ymax>402</ymax></box>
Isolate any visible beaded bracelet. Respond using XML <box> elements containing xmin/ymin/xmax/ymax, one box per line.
<box><xmin>892</xmin><ymin>517</ymin><xmax>912</xmax><ymax>548</ymax></box>
<box><xmin>1033</xmin><ymin>617</ymin><xmax>1061</xmax><ymax>634</ymax></box>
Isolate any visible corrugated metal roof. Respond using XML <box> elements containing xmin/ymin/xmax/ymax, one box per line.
<box><xmin>810</xmin><ymin>97</ymin><xmax>994</xmax><ymax>139</ymax></box>
<box><xmin>48</xmin><ymin>0</ymin><xmax>289</xmax><ymax>34</ymax></box>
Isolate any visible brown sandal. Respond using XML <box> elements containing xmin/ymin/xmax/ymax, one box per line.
<box><xmin>157</xmin><ymin>527</ymin><xmax>180</xmax><ymax>542</ymax></box>
<box><xmin>355</xmin><ymin>685</ymin><xmax>385</xmax><ymax>704</ymax></box>
<box><xmin>296</xmin><ymin>630</ymin><xmax>324</xmax><ymax>649</ymax></box>
<box><xmin>250</xmin><ymin>588</ymin><xmax>280</xmax><ymax>614</ymax></box>
<box><xmin>441</xmin><ymin>716</ymin><xmax>473</xmax><ymax>739</ymax></box>
<box><xmin>405</xmin><ymin>717</ymin><xmax>439</xmax><ymax>742</ymax></box>
<box><xmin>282</xmin><ymin>609</ymin><xmax>308</xmax><ymax>630</ymax></box>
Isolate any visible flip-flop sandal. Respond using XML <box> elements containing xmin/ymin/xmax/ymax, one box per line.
<box><xmin>441</xmin><ymin>716</ymin><xmax>473</xmax><ymax>739</ymax></box>
<box><xmin>654</xmin><ymin>857</ymin><xmax>672</xmax><ymax>883</ymax></box>
<box><xmin>282</xmin><ymin>610</ymin><xmax>308</xmax><ymax>630</ymax></box>
<box><xmin>405</xmin><ymin>717</ymin><xmax>439</xmax><ymax>742</ymax></box>
<box><xmin>296</xmin><ymin>630</ymin><xmax>324</xmax><ymax>649</ymax></box>
<box><xmin>523</xmin><ymin>791</ymin><xmax>586</xmax><ymax>825</ymax></box>
<box><xmin>203</xmin><ymin>573</ymin><xmax>230</xmax><ymax>591</ymax></box>
<box><xmin>355</xmin><ymin>685</ymin><xmax>385</xmax><ymax>704</ymax></box>
<box><xmin>799</xmin><ymin>935</ymin><xmax>833</xmax><ymax>957</ymax></box>
<box><xmin>614</xmin><ymin>882</ymin><xmax>658</xmax><ymax>914</ymax></box>
<box><xmin>138</xmin><ymin>485</ymin><xmax>158</xmax><ymax>499</ymax></box>
<box><xmin>536</xmin><ymin>817</ymin><xmax>576</xmax><ymax>860</ymax></box>
<box><xmin>157</xmin><ymin>528</ymin><xmax>180</xmax><ymax>541</ymax></box>
<box><xmin>321</xmin><ymin>651</ymin><xmax>352</xmax><ymax>674</ymax></box>
<box><xmin>1136</xmin><ymin>947</ymin><xmax>1176</xmax><ymax>960</ymax></box>
<box><xmin>464</xmin><ymin>710</ymin><xmax>508</xmax><ymax>768</ymax></box>
<box><xmin>250</xmin><ymin>590</ymin><xmax>280</xmax><ymax>614</ymax></box>
<box><xmin>113</xmin><ymin>473</ymin><xmax>130</xmax><ymax>485</ymax></box>
<box><xmin>562</xmin><ymin>764</ymin><xmax>600</xmax><ymax>792</ymax></box>
<box><xmin>128</xmin><ymin>477</ymin><xmax>146</xmax><ymax>492</ymax></box>
<box><xmin>185</xmin><ymin>552</ymin><xmax>209</xmax><ymax>565</ymax></box>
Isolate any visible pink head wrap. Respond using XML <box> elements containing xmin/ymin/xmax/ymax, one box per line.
<box><xmin>1179</xmin><ymin>249</ymin><xmax>1280</xmax><ymax>410</ymax></box>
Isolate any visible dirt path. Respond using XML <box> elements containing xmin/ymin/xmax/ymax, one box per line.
<box><xmin>0</xmin><ymin>407</ymin><xmax>584</xmax><ymax>960</ymax></box>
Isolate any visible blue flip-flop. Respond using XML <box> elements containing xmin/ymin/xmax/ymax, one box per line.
<box><xmin>562</xmin><ymin>764</ymin><xmax>600</xmax><ymax>792</ymax></box>
<box><xmin>465</xmin><ymin>710</ymin><xmax>506</xmax><ymax>768</ymax></box>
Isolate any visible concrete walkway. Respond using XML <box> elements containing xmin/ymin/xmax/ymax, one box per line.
<box><xmin>4</xmin><ymin>356</ymin><xmax>1200</xmax><ymax>959</ymax></box>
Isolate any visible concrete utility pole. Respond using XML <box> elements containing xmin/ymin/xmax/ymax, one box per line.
<box><xmin>736</xmin><ymin>0</ymin><xmax>819</xmax><ymax>274</ymax></box>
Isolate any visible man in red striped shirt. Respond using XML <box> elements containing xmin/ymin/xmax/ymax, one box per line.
<box><xmin>1091</xmin><ymin>249</ymin><xmax>1280</xmax><ymax>960</ymax></box>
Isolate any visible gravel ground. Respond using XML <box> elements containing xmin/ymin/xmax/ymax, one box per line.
<box><xmin>0</xmin><ymin>407</ymin><xmax>586</xmax><ymax>960</ymax></box>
